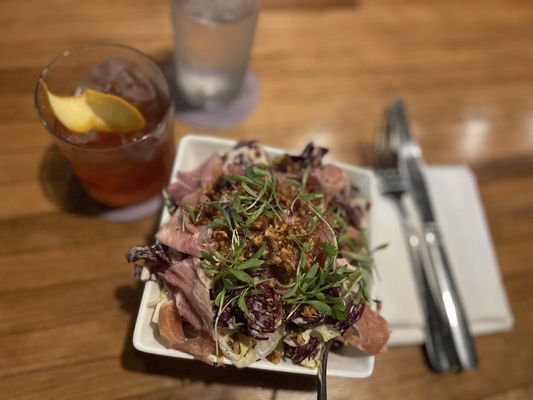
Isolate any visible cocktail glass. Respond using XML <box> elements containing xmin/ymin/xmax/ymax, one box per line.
<box><xmin>35</xmin><ymin>44</ymin><xmax>175</xmax><ymax>209</ymax></box>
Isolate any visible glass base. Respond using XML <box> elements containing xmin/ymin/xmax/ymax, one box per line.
<box><xmin>174</xmin><ymin>70</ymin><xmax>259</xmax><ymax>130</ymax></box>
<box><xmin>96</xmin><ymin>195</ymin><xmax>162</xmax><ymax>222</ymax></box>
<box><xmin>39</xmin><ymin>149</ymin><xmax>163</xmax><ymax>223</ymax></box>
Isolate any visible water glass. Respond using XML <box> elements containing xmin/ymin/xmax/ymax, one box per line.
<box><xmin>171</xmin><ymin>0</ymin><xmax>260</xmax><ymax>109</ymax></box>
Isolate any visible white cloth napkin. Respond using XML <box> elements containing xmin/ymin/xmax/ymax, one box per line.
<box><xmin>371</xmin><ymin>165</ymin><xmax>514</xmax><ymax>346</ymax></box>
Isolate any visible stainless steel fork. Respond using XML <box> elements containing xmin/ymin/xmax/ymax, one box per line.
<box><xmin>317</xmin><ymin>340</ymin><xmax>331</xmax><ymax>400</ymax></box>
<box><xmin>374</xmin><ymin>123</ymin><xmax>463</xmax><ymax>372</ymax></box>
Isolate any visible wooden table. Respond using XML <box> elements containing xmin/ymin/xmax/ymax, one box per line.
<box><xmin>1</xmin><ymin>0</ymin><xmax>532</xmax><ymax>399</ymax></box>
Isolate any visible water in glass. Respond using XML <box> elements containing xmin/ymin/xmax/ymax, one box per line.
<box><xmin>171</xmin><ymin>0</ymin><xmax>259</xmax><ymax>109</ymax></box>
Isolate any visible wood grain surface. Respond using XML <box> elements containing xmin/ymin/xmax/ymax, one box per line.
<box><xmin>1</xmin><ymin>0</ymin><xmax>532</xmax><ymax>399</ymax></box>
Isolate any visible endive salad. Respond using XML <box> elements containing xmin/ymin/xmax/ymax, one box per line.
<box><xmin>127</xmin><ymin>142</ymin><xmax>389</xmax><ymax>368</ymax></box>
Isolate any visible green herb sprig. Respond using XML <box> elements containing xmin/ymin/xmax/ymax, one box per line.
<box><xmin>199</xmin><ymin>161</ymin><xmax>386</xmax><ymax>335</ymax></box>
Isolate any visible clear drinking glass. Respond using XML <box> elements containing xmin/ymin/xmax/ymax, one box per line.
<box><xmin>171</xmin><ymin>0</ymin><xmax>260</xmax><ymax>109</ymax></box>
<box><xmin>35</xmin><ymin>45</ymin><xmax>176</xmax><ymax>208</ymax></box>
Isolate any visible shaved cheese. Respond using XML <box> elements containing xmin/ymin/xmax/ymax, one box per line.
<box><xmin>301</xmin><ymin>358</ymin><xmax>319</xmax><ymax>369</ymax></box>
<box><xmin>313</xmin><ymin>325</ymin><xmax>341</xmax><ymax>342</ymax></box>
<box><xmin>255</xmin><ymin>327</ymin><xmax>284</xmax><ymax>359</ymax></box>
<box><xmin>152</xmin><ymin>301</ymin><xmax>164</xmax><ymax>324</ymax></box>
<box><xmin>218</xmin><ymin>333</ymin><xmax>258</xmax><ymax>368</ymax></box>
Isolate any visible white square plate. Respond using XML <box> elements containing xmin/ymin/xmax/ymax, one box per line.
<box><xmin>133</xmin><ymin>135</ymin><xmax>379</xmax><ymax>378</ymax></box>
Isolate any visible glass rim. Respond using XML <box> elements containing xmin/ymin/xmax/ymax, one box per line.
<box><xmin>34</xmin><ymin>43</ymin><xmax>173</xmax><ymax>153</ymax></box>
<box><xmin>172</xmin><ymin>0</ymin><xmax>261</xmax><ymax>20</ymax></box>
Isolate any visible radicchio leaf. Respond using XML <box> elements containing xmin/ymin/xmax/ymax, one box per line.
<box><xmin>291</xmin><ymin>143</ymin><xmax>328</xmax><ymax>167</ymax></box>
<box><xmin>284</xmin><ymin>336</ymin><xmax>321</xmax><ymax>364</ymax></box>
<box><xmin>333</xmin><ymin>186</ymin><xmax>366</xmax><ymax>229</ymax></box>
<box><xmin>216</xmin><ymin>284</ymin><xmax>284</xmax><ymax>338</ymax></box>
<box><xmin>126</xmin><ymin>242</ymin><xmax>172</xmax><ymax>268</ymax></box>
<box><xmin>286</xmin><ymin>306</ymin><xmax>327</xmax><ymax>330</ymax></box>
<box><xmin>334</xmin><ymin>302</ymin><xmax>366</xmax><ymax>333</ymax></box>
<box><xmin>244</xmin><ymin>283</ymin><xmax>284</xmax><ymax>340</ymax></box>
<box><xmin>234</xmin><ymin>140</ymin><xmax>259</xmax><ymax>149</ymax></box>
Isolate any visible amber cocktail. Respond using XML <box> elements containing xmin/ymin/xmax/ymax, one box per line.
<box><xmin>35</xmin><ymin>45</ymin><xmax>175</xmax><ymax>208</ymax></box>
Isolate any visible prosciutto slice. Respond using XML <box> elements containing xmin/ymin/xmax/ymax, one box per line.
<box><xmin>310</xmin><ymin>219</ymin><xmax>335</xmax><ymax>265</ymax></box>
<box><xmin>158</xmin><ymin>300</ymin><xmax>215</xmax><ymax>364</ymax></box>
<box><xmin>311</xmin><ymin>164</ymin><xmax>349</xmax><ymax>204</ymax></box>
<box><xmin>168</xmin><ymin>154</ymin><xmax>224</xmax><ymax>206</ymax></box>
<box><xmin>156</xmin><ymin>212</ymin><xmax>215</xmax><ymax>257</ymax></box>
<box><xmin>341</xmin><ymin>305</ymin><xmax>390</xmax><ymax>355</ymax></box>
<box><xmin>161</xmin><ymin>257</ymin><xmax>214</xmax><ymax>333</ymax></box>
<box><xmin>175</xmin><ymin>292</ymin><xmax>203</xmax><ymax>332</ymax></box>
<box><xmin>224</xmin><ymin>163</ymin><xmax>245</xmax><ymax>176</ymax></box>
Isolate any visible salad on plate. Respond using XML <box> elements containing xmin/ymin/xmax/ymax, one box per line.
<box><xmin>127</xmin><ymin>141</ymin><xmax>390</xmax><ymax>368</ymax></box>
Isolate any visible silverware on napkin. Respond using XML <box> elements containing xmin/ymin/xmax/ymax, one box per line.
<box><xmin>375</xmin><ymin>100</ymin><xmax>478</xmax><ymax>372</ymax></box>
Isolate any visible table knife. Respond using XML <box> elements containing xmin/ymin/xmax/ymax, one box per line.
<box><xmin>390</xmin><ymin>100</ymin><xmax>478</xmax><ymax>371</ymax></box>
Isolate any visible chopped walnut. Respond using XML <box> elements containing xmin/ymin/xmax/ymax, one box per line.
<box><xmin>266</xmin><ymin>349</ymin><xmax>282</xmax><ymax>365</ymax></box>
<box><xmin>232</xmin><ymin>341</ymin><xmax>241</xmax><ymax>354</ymax></box>
<box><xmin>280</xmin><ymin>246</ymin><xmax>296</xmax><ymax>265</ymax></box>
<box><xmin>213</xmin><ymin>230</ymin><xmax>228</xmax><ymax>241</ymax></box>
<box><xmin>267</xmin><ymin>254</ymin><xmax>283</xmax><ymax>265</ymax></box>
<box><xmin>252</xmin><ymin>234</ymin><xmax>264</xmax><ymax>246</ymax></box>
<box><xmin>278</xmin><ymin>222</ymin><xmax>288</xmax><ymax>232</ymax></box>
<box><xmin>302</xmin><ymin>305</ymin><xmax>317</xmax><ymax>317</ymax></box>
<box><xmin>264</xmin><ymin>227</ymin><xmax>278</xmax><ymax>239</ymax></box>
<box><xmin>251</xmin><ymin>215</ymin><xmax>269</xmax><ymax>230</ymax></box>
<box><xmin>295</xmin><ymin>333</ymin><xmax>306</xmax><ymax>346</ymax></box>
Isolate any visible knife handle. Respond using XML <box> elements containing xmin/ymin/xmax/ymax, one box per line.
<box><xmin>396</xmin><ymin>201</ymin><xmax>462</xmax><ymax>372</ymax></box>
<box><xmin>404</xmin><ymin>231</ymin><xmax>458</xmax><ymax>372</ymax></box>
<box><xmin>421</xmin><ymin>225</ymin><xmax>478</xmax><ymax>371</ymax></box>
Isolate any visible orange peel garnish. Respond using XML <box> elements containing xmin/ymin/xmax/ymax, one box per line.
<box><xmin>43</xmin><ymin>82</ymin><xmax>145</xmax><ymax>133</ymax></box>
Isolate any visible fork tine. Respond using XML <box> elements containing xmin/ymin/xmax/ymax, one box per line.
<box><xmin>374</xmin><ymin>119</ymin><xmax>389</xmax><ymax>169</ymax></box>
